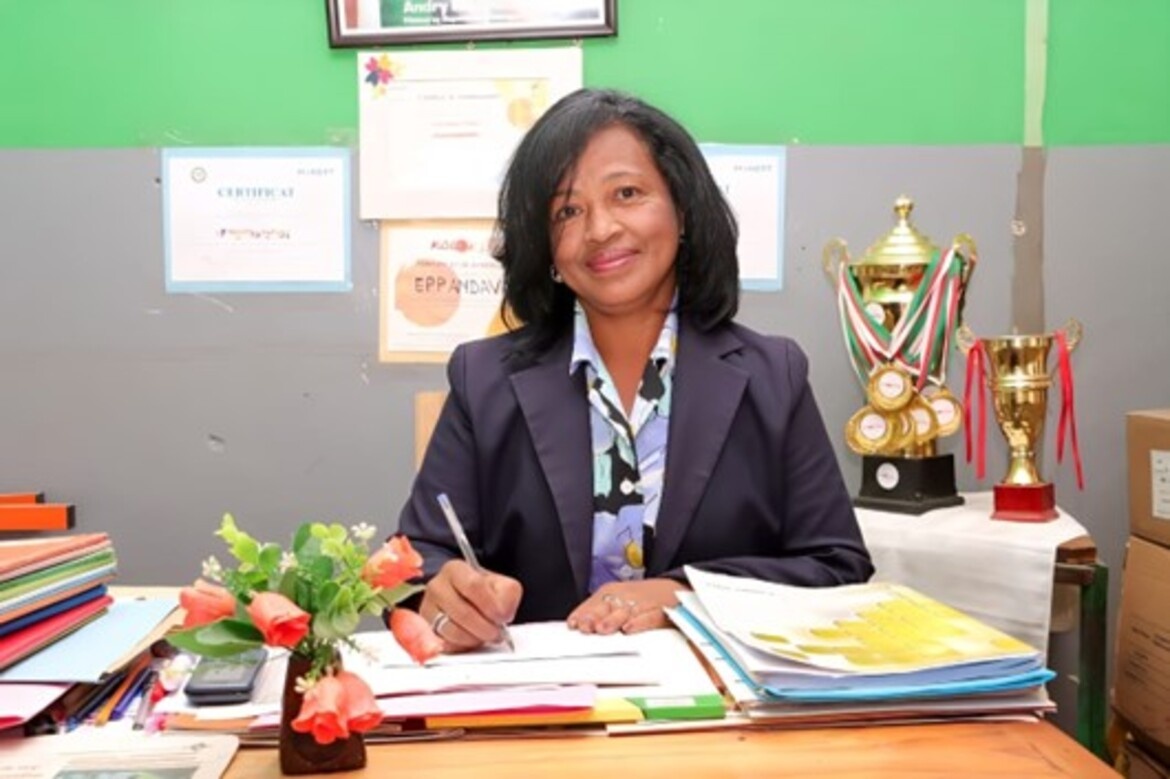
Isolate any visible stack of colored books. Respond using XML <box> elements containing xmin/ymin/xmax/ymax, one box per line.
<box><xmin>0</xmin><ymin>534</ymin><xmax>117</xmax><ymax>671</ymax></box>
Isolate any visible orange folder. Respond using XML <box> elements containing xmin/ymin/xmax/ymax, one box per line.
<box><xmin>0</xmin><ymin>504</ymin><xmax>75</xmax><ymax>531</ymax></box>
<box><xmin>0</xmin><ymin>493</ymin><xmax>43</xmax><ymax>505</ymax></box>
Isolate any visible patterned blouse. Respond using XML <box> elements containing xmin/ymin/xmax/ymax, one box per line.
<box><xmin>570</xmin><ymin>303</ymin><xmax>678</xmax><ymax>592</ymax></box>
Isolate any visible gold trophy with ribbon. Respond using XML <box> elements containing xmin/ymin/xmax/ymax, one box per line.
<box><xmin>958</xmin><ymin>320</ymin><xmax>1085</xmax><ymax>521</ymax></box>
<box><xmin>824</xmin><ymin>196</ymin><xmax>976</xmax><ymax>513</ymax></box>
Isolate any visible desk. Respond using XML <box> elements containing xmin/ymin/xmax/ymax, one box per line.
<box><xmin>223</xmin><ymin>721</ymin><xmax>1112</xmax><ymax>778</ymax></box>
<box><xmin>855</xmin><ymin>493</ymin><xmax>1108</xmax><ymax>759</ymax></box>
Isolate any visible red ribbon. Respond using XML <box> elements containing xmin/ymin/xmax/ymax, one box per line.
<box><xmin>963</xmin><ymin>341</ymin><xmax>987</xmax><ymax>480</ymax></box>
<box><xmin>1054</xmin><ymin>330</ymin><xmax>1085</xmax><ymax>490</ymax></box>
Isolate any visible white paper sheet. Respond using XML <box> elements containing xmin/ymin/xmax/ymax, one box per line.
<box><xmin>700</xmin><ymin>144</ymin><xmax>786</xmax><ymax>290</ymax></box>
<box><xmin>0</xmin><ymin>682</ymin><xmax>69</xmax><ymax>729</ymax></box>
<box><xmin>358</xmin><ymin>48</ymin><xmax>582</xmax><ymax>218</ymax></box>
<box><xmin>163</xmin><ymin>147</ymin><xmax>351</xmax><ymax>292</ymax></box>
<box><xmin>0</xmin><ymin>732</ymin><xmax>238</xmax><ymax>779</ymax></box>
<box><xmin>855</xmin><ymin>491</ymin><xmax>1088</xmax><ymax>654</ymax></box>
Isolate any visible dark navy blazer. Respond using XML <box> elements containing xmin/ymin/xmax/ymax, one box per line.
<box><xmin>398</xmin><ymin>319</ymin><xmax>873</xmax><ymax>623</ymax></box>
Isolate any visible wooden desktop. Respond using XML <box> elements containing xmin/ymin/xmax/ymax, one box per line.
<box><xmin>223</xmin><ymin>720</ymin><xmax>1113</xmax><ymax>778</ymax></box>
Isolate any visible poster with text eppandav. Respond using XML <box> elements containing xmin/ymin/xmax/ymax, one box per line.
<box><xmin>379</xmin><ymin>222</ymin><xmax>508</xmax><ymax>362</ymax></box>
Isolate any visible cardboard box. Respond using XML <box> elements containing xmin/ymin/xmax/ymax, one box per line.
<box><xmin>1128</xmin><ymin>410</ymin><xmax>1170</xmax><ymax>548</ymax></box>
<box><xmin>1129</xmin><ymin>739</ymin><xmax>1170</xmax><ymax>779</ymax></box>
<box><xmin>1114</xmin><ymin>536</ymin><xmax>1170</xmax><ymax>752</ymax></box>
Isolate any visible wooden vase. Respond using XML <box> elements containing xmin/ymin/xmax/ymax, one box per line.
<box><xmin>279</xmin><ymin>652</ymin><xmax>367</xmax><ymax>775</ymax></box>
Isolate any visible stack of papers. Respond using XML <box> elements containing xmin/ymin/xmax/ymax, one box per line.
<box><xmin>160</xmin><ymin>623</ymin><xmax>726</xmax><ymax>736</ymax></box>
<box><xmin>669</xmin><ymin>567</ymin><xmax>1054</xmax><ymax>724</ymax></box>
<box><xmin>0</xmin><ymin>534</ymin><xmax>117</xmax><ymax>671</ymax></box>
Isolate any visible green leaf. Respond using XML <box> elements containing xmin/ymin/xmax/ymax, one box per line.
<box><xmin>313</xmin><ymin>606</ymin><xmax>359</xmax><ymax>640</ymax></box>
<box><xmin>167</xmin><ymin>619</ymin><xmax>264</xmax><ymax>658</ymax></box>
<box><xmin>316</xmin><ymin>580</ymin><xmax>341</xmax><ymax>610</ymax></box>
<box><xmin>278</xmin><ymin>568</ymin><xmax>299</xmax><ymax>601</ymax></box>
<box><xmin>306</xmin><ymin>555</ymin><xmax>334</xmax><ymax>583</ymax></box>
<box><xmin>217</xmin><ymin>513</ymin><xmax>260</xmax><ymax>566</ymax></box>
<box><xmin>257</xmin><ymin>543</ymin><xmax>282</xmax><ymax>575</ymax></box>
<box><xmin>292</xmin><ymin>524</ymin><xmax>313</xmax><ymax>554</ymax></box>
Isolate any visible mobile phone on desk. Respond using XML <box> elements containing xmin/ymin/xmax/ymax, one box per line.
<box><xmin>183</xmin><ymin>648</ymin><xmax>267</xmax><ymax>705</ymax></box>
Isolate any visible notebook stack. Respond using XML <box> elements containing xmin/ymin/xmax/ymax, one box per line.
<box><xmin>0</xmin><ymin>534</ymin><xmax>117</xmax><ymax>671</ymax></box>
<box><xmin>669</xmin><ymin>566</ymin><xmax>1056</xmax><ymax>726</ymax></box>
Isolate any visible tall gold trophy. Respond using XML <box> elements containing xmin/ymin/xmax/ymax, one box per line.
<box><xmin>959</xmin><ymin>321</ymin><xmax>1084</xmax><ymax>521</ymax></box>
<box><xmin>824</xmin><ymin>197</ymin><xmax>976</xmax><ymax>514</ymax></box>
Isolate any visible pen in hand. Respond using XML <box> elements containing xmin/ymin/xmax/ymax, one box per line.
<box><xmin>436</xmin><ymin>492</ymin><xmax>515</xmax><ymax>651</ymax></box>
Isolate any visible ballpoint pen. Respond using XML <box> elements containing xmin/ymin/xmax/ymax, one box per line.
<box><xmin>131</xmin><ymin>670</ymin><xmax>159</xmax><ymax>730</ymax></box>
<box><xmin>436</xmin><ymin>492</ymin><xmax>515</xmax><ymax>651</ymax></box>
<box><xmin>64</xmin><ymin>669</ymin><xmax>127</xmax><ymax>732</ymax></box>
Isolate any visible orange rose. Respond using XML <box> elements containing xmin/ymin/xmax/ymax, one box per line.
<box><xmin>362</xmin><ymin>535</ymin><xmax>423</xmax><ymax>590</ymax></box>
<box><xmin>389</xmin><ymin>608</ymin><xmax>443</xmax><ymax>665</ymax></box>
<box><xmin>246</xmin><ymin>592</ymin><xmax>310</xmax><ymax>648</ymax></box>
<box><xmin>336</xmin><ymin>670</ymin><xmax>382</xmax><ymax>732</ymax></box>
<box><xmin>291</xmin><ymin>674</ymin><xmax>348</xmax><ymax>744</ymax></box>
<box><xmin>291</xmin><ymin>670</ymin><xmax>383</xmax><ymax>744</ymax></box>
<box><xmin>179</xmin><ymin>579</ymin><xmax>236</xmax><ymax>628</ymax></box>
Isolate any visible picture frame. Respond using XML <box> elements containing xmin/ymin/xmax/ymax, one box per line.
<box><xmin>327</xmin><ymin>0</ymin><xmax>616</xmax><ymax>48</ymax></box>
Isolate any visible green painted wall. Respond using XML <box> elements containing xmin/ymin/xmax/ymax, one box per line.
<box><xmin>0</xmin><ymin>0</ymin><xmax>1166</xmax><ymax>148</ymax></box>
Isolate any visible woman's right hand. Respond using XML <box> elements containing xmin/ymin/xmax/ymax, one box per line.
<box><xmin>419</xmin><ymin>560</ymin><xmax>522</xmax><ymax>652</ymax></box>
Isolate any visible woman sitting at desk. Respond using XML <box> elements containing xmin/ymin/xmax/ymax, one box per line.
<box><xmin>398</xmin><ymin>88</ymin><xmax>872</xmax><ymax>651</ymax></box>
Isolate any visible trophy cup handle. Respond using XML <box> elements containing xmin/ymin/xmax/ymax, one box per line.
<box><xmin>822</xmin><ymin>238</ymin><xmax>850</xmax><ymax>288</ymax></box>
<box><xmin>1061</xmin><ymin>317</ymin><xmax>1084</xmax><ymax>351</ymax></box>
<box><xmin>952</xmin><ymin>233</ymin><xmax>978</xmax><ymax>284</ymax></box>
<box><xmin>955</xmin><ymin>323</ymin><xmax>978</xmax><ymax>355</ymax></box>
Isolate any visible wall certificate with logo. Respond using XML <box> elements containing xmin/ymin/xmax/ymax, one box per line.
<box><xmin>358</xmin><ymin>48</ymin><xmax>582</xmax><ymax>219</ymax></box>
<box><xmin>162</xmin><ymin>147</ymin><xmax>351</xmax><ymax>293</ymax></box>
<box><xmin>379</xmin><ymin>221</ymin><xmax>507</xmax><ymax>362</ymax></box>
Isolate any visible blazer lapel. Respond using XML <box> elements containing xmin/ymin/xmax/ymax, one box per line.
<box><xmin>509</xmin><ymin>337</ymin><xmax>592</xmax><ymax>598</ymax></box>
<box><xmin>651</xmin><ymin>323</ymin><xmax>748</xmax><ymax>574</ymax></box>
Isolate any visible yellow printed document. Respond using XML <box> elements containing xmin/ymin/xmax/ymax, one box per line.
<box><xmin>673</xmin><ymin>567</ymin><xmax>1051</xmax><ymax>703</ymax></box>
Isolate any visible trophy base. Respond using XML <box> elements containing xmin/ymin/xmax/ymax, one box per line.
<box><xmin>853</xmin><ymin>454</ymin><xmax>965</xmax><ymax>515</ymax></box>
<box><xmin>992</xmin><ymin>483</ymin><xmax>1059</xmax><ymax>522</ymax></box>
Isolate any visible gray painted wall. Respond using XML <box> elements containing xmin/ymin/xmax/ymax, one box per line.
<box><xmin>2</xmin><ymin>146</ymin><xmax>1168</xmax><ymax>732</ymax></box>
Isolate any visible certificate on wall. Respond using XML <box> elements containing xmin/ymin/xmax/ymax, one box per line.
<box><xmin>162</xmin><ymin>148</ymin><xmax>351</xmax><ymax>293</ymax></box>
<box><xmin>700</xmin><ymin>145</ymin><xmax>787</xmax><ymax>291</ymax></box>
<box><xmin>379</xmin><ymin>221</ymin><xmax>508</xmax><ymax>362</ymax></box>
<box><xmin>358</xmin><ymin>48</ymin><xmax>582</xmax><ymax>219</ymax></box>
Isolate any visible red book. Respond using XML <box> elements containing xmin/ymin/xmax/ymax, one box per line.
<box><xmin>0</xmin><ymin>594</ymin><xmax>113</xmax><ymax>671</ymax></box>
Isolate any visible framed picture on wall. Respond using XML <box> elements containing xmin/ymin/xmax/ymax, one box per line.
<box><xmin>327</xmin><ymin>0</ymin><xmax>616</xmax><ymax>47</ymax></box>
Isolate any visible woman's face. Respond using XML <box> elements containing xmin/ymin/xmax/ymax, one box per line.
<box><xmin>549</xmin><ymin>123</ymin><xmax>680</xmax><ymax>321</ymax></box>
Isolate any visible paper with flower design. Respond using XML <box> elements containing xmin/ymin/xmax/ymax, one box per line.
<box><xmin>684</xmin><ymin>566</ymin><xmax>1038</xmax><ymax>676</ymax></box>
<box><xmin>357</xmin><ymin>48</ymin><xmax>582</xmax><ymax>219</ymax></box>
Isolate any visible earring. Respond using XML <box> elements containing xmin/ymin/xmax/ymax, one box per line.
<box><xmin>550</xmin><ymin>265</ymin><xmax>564</xmax><ymax>283</ymax></box>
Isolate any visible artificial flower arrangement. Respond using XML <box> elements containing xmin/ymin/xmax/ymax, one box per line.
<box><xmin>168</xmin><ymin>515</ymin><xmax>443</xmax><ymax>752</ymax></box>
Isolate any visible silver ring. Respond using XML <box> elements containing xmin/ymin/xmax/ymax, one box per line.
<box><xmin>602</xmin><ymin>593</ymin><xmax>621</xmax><ymax>607</ymax></box>
<box><xmin>431</xmin><ymin>609</ymin><xmax>451</xmax><ymax>637</ymax></box>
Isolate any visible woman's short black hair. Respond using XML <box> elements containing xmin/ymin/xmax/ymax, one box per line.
<box><xmin>493</xmin><ymin>88</ymin><xmax>740</xmax><ymax>361</ymax></box>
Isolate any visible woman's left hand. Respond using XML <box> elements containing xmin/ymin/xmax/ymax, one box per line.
<box><xmin>567</xmin><ymin>578</ymin><xmax>689</xmax><ymax>635</ymax></box>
